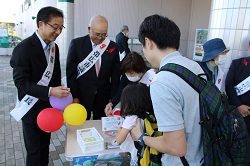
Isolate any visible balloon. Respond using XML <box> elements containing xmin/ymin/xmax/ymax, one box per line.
<box><xmin>63</xmin><ymin>103</ymin><xmax>87</xmax><ymax>126</ymax></box>
<box><xmin>37</xmin><ymin>108</ymin><xmax>64</xmax><ymax>133</ymax></box>
<box><xmin>49</xmin><ymin>92</ymin><xmax>73</xmax><ymax>112</ymax></box>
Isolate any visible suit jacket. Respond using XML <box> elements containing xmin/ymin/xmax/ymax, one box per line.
<box><xmin>115</xmin><ymin>32</ymin><xmax>130</xmax><ymax>55</ymax></box>
<box><xmin>66</xmin><ymin>35</ymin><xmax>121</xmax><ymax>112</ymax></box>
<box><xmin>10</xmin><ymin>32</ymin><xmax>61</xmax><ymax>124</ymax></box>
<box><xmin>225</xmin><ymin>57</ymin><xmax>250</xmax><ymax>107</ymax></box>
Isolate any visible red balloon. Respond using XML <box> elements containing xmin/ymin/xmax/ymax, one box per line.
<box><xmin>37</xmin><ymin>108</ymin><xmax>64</xmax><ymax>133</ymax></box>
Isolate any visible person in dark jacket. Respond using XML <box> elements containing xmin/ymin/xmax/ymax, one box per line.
<box><xmin>225</xmin><ymin>41</ymin><xmax>250</xmax><ymax>137</ymax></box>
<box><xmin>10</xmin><ymin>7</ymin><xmax>70</xmax><ymax>166</ymax></box>
<box><xmin>115</xmin><ymin>25</ymin><xmax>131</xmax><ymax>61</ymax></box>
<box><xmin>104</xmin><ymin>51</ymin><xmax>155</xmax><ymax>116</ymax></box>
<box><xmin>66</xmin><ymin>15</ymin><xmax>121</xmax><ymax>120</ymax></box>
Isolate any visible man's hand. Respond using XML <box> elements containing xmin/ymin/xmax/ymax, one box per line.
<box><xmin>130</xmin><ymin>118</ymin><xmax>143</xmax><ymax>141</ymax></box>
<box><xmin>50</xmin><ymin>86</ymin><xmax>70</xmax><ymax>98</ymax></box>
<box><xmin>238</xmin><ymin>105</ymin><xmax>250</xmax><ymax>117</ymax></box>
<box><xmin>104</xmin><ymin>102</ymin><xmax>113</xmax><ymax>116</ymax></box>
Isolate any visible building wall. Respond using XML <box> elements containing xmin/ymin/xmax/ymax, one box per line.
<box><xmin>208</xmin><ymin>0</ymin><xmax>250</xmax><ymax>92</ymax></box>
<box><xmin>15</xmin><ymin>0</ymin><xmax>57</xmax><ymax>39</ymax></box>
<box><xmin>187</xmin><ymin>0</ymin><xmax>212</xmax><ymax>59</ymax></box>
<box><xmin>15</xmin><ymin>0</ymin><xmax>211</xmax><ymax>62</ymax></box>
<box><xmin>74</xmin><ymin>0</ymin><xmax>211</xmax><ymax>60</ymax></box>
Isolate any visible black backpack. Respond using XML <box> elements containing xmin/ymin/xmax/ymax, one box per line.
<box><xmin>160</xmin><ymin>63</ymin><xmax>250</xmax><ymax>166</ymax></box>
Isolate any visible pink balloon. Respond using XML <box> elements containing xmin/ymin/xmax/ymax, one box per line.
<box><xmin>49</xmin><ymin>93</ymin><xmax>73</xmax><ymax>112</ymax></box>
<box><xmin>37</xmin><ymin>108</ymin><xmax>64</xmax><ymax>133</ymax></box>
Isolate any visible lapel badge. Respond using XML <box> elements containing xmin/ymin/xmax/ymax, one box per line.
<box><xmin>244</xmin><ymin>59</ymin><xmax>248</xmax><ymax>66</ymax></box>
<box><xmin>100</xmin><ymin>44</ymin><xmax>106</xmax><ymax>49</ymax></box>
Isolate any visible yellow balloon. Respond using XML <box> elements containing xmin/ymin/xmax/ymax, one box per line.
<box><xmin>63</xmin><ymin>103</ymin><xmax>87</xmax><ymax>126</ymax></box>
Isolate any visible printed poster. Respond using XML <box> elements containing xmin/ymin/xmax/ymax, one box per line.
<box><xmin>193</xmin><ymin>29</ymin><xmax>208</xmax><ymax>61</ymax></box>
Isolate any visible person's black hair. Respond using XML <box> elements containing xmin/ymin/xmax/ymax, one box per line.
<box><xmin>138</xmin><ymin>14</ymin><xmax>180</xmax><ymax>50</ymax></box>
<box><xmin>121</xmin><ymin>51</ymin><xmax>147</xmax><ymax>74</ymax></box>
<box><xmin>120</xmin><ymin>83</ymin><xmax>153</xmax><ymax>117</ymax></box>
<box><xmin>36</xmin><ymin>6</ymin><xmax>64</xmax><ymax>28</ymax></box>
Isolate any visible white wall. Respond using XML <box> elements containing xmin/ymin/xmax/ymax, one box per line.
<box><xmin>15</xmin><ymin>0</ymin><xmax>56</xmax><ymax>39</ymax></box>
<box><xmin>75</xmin><ymin>0</ymin><xmax>207</xmax><ymax>58</ymax></box>
<box><xmin>208</xmin><ymin>0</ymin><xmax>250</xmax><ymax>93</ymax></box>
<box><xmin>15</xmin><ymin>0</ymin><xmax>212</xmax><ymax>61</ymax></box>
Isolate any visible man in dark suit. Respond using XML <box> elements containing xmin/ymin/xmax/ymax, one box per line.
<box><xmin>115</xmin><ymin>25</ymin><xmax>131</xmax><ymax>61</ymax></box>
<box><xmin>225</xmin><ymin>41</ymin><xmax>250</xmax><ymax>137</ymax></box>
<box><xmin>10</xmin><ymin>7</ymin><xmax>70</xmax><ymax>166</ymax></box>
<box><xmin>66</xmin><ymin>15</ymin><xmax>121</xmax><ymax>120</ymax></box>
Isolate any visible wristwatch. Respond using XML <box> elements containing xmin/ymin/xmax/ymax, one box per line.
<box><xmin>138</xmin><ymin>133</ymin><xmax>149</xmax><ymax>146</ymax></box>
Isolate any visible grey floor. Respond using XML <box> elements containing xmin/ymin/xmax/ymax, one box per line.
<box><xmin>0</xmin><ymin>55</ymin><xmax>71</xmax><ymax>166</ymax></box>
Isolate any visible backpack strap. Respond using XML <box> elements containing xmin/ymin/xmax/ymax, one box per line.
<box><xmin>160</xmin><ymin>63</ymin><xmax>205</xmax><ymax>166</ymax></box>
<box><xmin>180</xmin><ymin>157</ymin><xmax>190</xmax><ymax>166</ymax></box>
<box><xmin>139</xmin><ymin>112</ymin><xmax>156</xmax><ymax>123</ymax></box>
<box><xmin>160</xmin><ymin>63</ymin><xmax>206</xmax><ymax>94</ymax></box>
<box><xmin>196</xmin><ymin>62</ymin><xmax>212</xmax><ymax>81</ymax></box>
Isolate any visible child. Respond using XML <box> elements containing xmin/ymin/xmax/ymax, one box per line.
<box><xmin>115</xmin><ymin>83</ymin><xmax>154</xmax><ymax>166</ymax></box>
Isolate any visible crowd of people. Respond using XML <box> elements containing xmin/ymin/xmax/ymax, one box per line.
<box><xmin>10</xmin><ymin>5</ymin><xmax>250</xmax><ymax>166</ymax></box>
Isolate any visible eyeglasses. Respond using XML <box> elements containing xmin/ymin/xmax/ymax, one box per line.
<box><xmin>91</xmin><ymin>29</ymin><xmax>107</xmax><ymax>38</ymax></box>
<box><xmin>46</xmin><ymin>22</ymin><xmax>65</xmax><ymax>31</ymax></box>
<box><xmin>95</xmin><ymin>33</ymin><xmax>107</xmax><ymax>38</ymax></box>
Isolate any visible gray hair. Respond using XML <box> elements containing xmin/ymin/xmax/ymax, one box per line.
<box><xmin>121</xmin><ymin>25</ymin><xmax>129</xmax><ymax>32</ymax></box>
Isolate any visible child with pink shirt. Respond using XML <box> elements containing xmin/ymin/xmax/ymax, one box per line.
<box><xmin>115</xmin><ymin>83</ymin><xmax>153</xmax><ymax>165</ymax></box>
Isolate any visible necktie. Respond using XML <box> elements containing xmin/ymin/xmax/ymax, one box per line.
<box><xmin>94</xmin><ymin>45</ymin><xmax>100</xmax><ymax>76</ymax></box>
<box><xmin>95</xmin><ymin>59</ymin><xmax>100</xmax><ymax>76</ymax></box>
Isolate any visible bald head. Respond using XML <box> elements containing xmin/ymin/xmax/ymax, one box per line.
<box><xmin>89</xmin><ymin>15</ymin><xmax>108</xmax><ymax>29</ymax></box>
<box><xmin>88</xmin><ymin>15</ymin><xmax>108</xmax><ymax>45</ymax></box>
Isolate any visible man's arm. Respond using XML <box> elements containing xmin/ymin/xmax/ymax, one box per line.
<box><xmin>110</xmin><ymin>43</ymin><xmax>121</xmax><ymax>98</ymax></box>
<box><xmin>225</xmin><ymin>60</ymin><xmax>242</xmax><ymax>107</ymax></box>
<box><xmin>10</xmin><ymin>41</ymin><xmax>51</xmax><ymax>101</ymax></box>
<box><xmin>131</xmin><ymin>119</ymin><xmax>187</xmax><ymax>157</ymax></box>
<box><xmin>66</xmin><ymin>39</ymin><xmax>78</xmax><ymax>99</ymax></box>
<box><xmin>121</xmin><ymin>36</ymin><xmax>130</xmax><ymax>54</ymax></box>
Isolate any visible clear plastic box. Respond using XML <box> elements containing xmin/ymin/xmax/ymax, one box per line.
<box><xmin>76</xmin><ymin>127</ymin><xmax>104</xmax><ymax>154</ymax></box>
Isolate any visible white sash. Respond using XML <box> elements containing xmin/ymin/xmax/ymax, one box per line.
<box><xmin>139</xmin><ymin>69</ymin><xmax>156</xmax><ymax>86</ymax></box>
<box><xmin>10</xmin><ymin>42</ymin><xmax>56</xmax><ymax>121</ymax></box>
<box><xmin>119</xmin><ymin>51</ymin><xmax>126</xmax><ymax>61</ymax></box>
<box><xmin>215</xmin><ymin>67</ymin><xmax>224</xmax><ymax>90</ymax></box>
<box><xmin>77</xmin><ymin>38</ymin><xmax>110</xmax><ymax>79</ymax></box>
<box><xmin>234</xmin><ymin>76</ymin><xmax>250</xmax><ymax>96</ymax></box>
